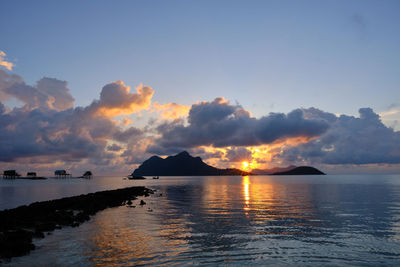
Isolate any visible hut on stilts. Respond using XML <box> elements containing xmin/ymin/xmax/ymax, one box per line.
<box><xmin>54</xmin><ymin>170</ymin><xmax>71</xmax><ymax>178</ymax></box>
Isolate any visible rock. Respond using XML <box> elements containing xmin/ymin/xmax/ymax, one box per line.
<box><xmin>33</xmin><ymin>230</ymin><xmax>45</xmax><ymax>238</ymax></box>
<box><xmin>0</xmin><ymin>230</ymin><xmax>35</xmax><ymax>258</ymax></box>
<box><xmin>0</xmin><ymin>186</ymin><xmax>154</xmax><ymax>260</ymax></box>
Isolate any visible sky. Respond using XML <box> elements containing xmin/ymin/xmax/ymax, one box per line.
<box><xmin>0</xmin><ymin>0</ymin><xmax>400</xmax><ymax>175</ymax></box>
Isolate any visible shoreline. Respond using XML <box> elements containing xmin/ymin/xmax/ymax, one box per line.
<box><xmin>0</xmin><ymin>186</ymin><xmax>154</xmax><ymax>260</ymax></box>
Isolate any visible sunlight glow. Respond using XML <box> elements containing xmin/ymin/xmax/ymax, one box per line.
<box><xmin>243</xmin><ymin>176</ymin><xmax>250</xmax><ymax>212</ymax></box>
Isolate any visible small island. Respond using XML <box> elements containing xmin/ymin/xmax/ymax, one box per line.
<box><xmin>132</xmin><ymin>151</ymin><xmax>325</xmax><ymax>176</ymax></box>
<box><xmin>132</xmin><ymin>151</ymin><xmax>251</xmax><ymax>176</ymax></box>
<box><xmin>272</xmin><ymin>166</ymin><xmax>325</xmax><ymax>175</ymax></box>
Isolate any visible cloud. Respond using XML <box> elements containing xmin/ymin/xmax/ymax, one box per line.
<box><xmin>120</xmin><ymin>137</ymin><xmax>155</xmax><ymax>164</ymax></box>
<box><xmin>113</xmin><ymin>126</ymin><xmax>143</xmax><ymax>143</ymax></box>
<box><xmin>188</xmin><ymin>147</ymin><xmax>224</xmax><ymax>160</ymax></box>
<box><xmin>2</xmin><ymin>65</ymin><xmax>400</xmax><ymax>170</ymax></box>
<box><xmin>0</xmin><ymin>72</ymin><xmax>148</xmax><ymax>164</ymax></box>
<box><xmin>36</xmin><ymin>77</ymin><xmax>75</xmax><ymax>110</ymax></box>
<box><xmin>152</xmin><ymin>101</ymin><xmax>190</xmax><ymax>119</ymax></box>
<box><xmin>120</xmin><ymin>117</ymin><xmax>133</xmax><ymax>126</ymax></box>
<box><xmin>380</xmin><ymin>103</ymin><xmax>400</xmax><ymax>131</ymax></box>
<box><xmin>107</xmin><ymin>143</ymin><xmax>123</xmax><ymax>152</ymax></box>
<box><xmin>0</xmin><ymin>69</ymin><xmax>24</xmax><ymax>102</ymax></box>
<box><xmin>0</xmin><ymin>70</ymin><xmax>74</xmax><ymax>111</ymax></box>
<box><xmin>150</xmin><ymin>97</ymin><xmax>329</xmax><ymax>150</ymax></box>
<box><xmin>224</xmin><ymin>147</ymin><xmax>253</xmax><ymax>162</ymax></box>
<box><xmin>0</xmin><ymin>51</ymin><xmax>14</xmax><ymax>70</ymax></box>
<box><xmin>277</xmin><ymin>108</ymin><xmax>400</xmax><ymax>165</ymax></box>
<box><xmin>89</xmin><ymin>81</ymin><xmax>154</xmax><ymax>117</ymax></box>
<box><xmin>0</xmin><ymin>104</ymin><xmax>122</xmax><ymax>162</ymax></box>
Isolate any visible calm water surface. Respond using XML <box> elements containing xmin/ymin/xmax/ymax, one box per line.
<box><xmin>2</xmin><ymin>175</ymin><xmax>400</xmax><ymax>266</ymax></box>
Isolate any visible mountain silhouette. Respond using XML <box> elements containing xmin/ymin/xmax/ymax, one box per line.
<box><xmin>272</xmin><ymin>166</ymin><xmax>325</xmax><ymax>175</ymax></box>
<box><xmin>252</xmin><ymin>165</ymin><xmax>297</xmax><ymax>175</ymax></box>
<box><xmin>132</xmin><ymin>151</ymin><xmax>251</xmax><ymax>176</ymax></box>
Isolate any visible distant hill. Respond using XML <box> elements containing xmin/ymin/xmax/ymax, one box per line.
<box><xmin>132</xmin><ymin>151</ymin><xmax>251</xmax><ymax>176</ymax></box>
<box><xmin>252</xmin><ymin>165</ymin><xmax>297</xmax><ymax>175</ymax></box>
<box><xmin>272</xmin><ymin>166</ymin><xmax>325</xmax><ymax>175</ymax></box>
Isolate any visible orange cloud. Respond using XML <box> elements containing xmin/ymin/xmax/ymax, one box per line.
<box><xmin>248</xmin><ymin>136</ymin><xmax>316</xmax><ymax>167</ymax></box>
<box><xmin>197</xmin><ymin>136</ymin><xmax>315</xmax><ymax>170</ymax></box>
<box><xmin>92</xmin><ymin>81</ymin><xmax>154</xmax><ymax>117</ymax></box>
<box><xmin>0</xmin><ymin>51</ymin><xmax>14</xmax><ymax>71</ymax></box>
<box><xmin>152</xmin><ymin>102</ymin><xmax>190</xmax><ymax>119</ymax></box>
<box><xmin>121</xmin><ymin>117</ymin><xmax>133</xmax><ymax>125</ymax></box>
<box><xmin>113</xmin><ymin>117</ymin><xmax>133</xmax><ymax>126</ymax></box>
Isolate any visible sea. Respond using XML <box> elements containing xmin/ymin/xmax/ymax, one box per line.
<box><xmin>1</xmin><ymin>174</ymin><xmax>400</xmax><ymax>266</ymax></box>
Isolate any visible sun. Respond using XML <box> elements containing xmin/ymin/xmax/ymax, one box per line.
<box><xmin>242</xmin><ymin>161</ymin><xmax>249</xmax><ymax>169</ymax></box>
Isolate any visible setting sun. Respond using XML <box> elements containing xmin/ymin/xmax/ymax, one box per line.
<box><xmin>242</xmin><ymin>161</ymin><xmax>249</xmax><ymax>169</ymax></box>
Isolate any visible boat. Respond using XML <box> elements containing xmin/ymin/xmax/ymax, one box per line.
<box><xmin>127</xmin><ymin>175</ymin><xmax>146</xmax><ymax>180</ymax></box>
<box><xmin>152</xmin><ymin>176</ymin><xmax>159</xmax><ymax>179</ymax></box>
<box><xmin>79</xmin><ymin>171</ymin><xmax>92</xmax><ymax>178</ymax></box>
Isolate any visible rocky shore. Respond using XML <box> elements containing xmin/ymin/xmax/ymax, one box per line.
<box><xmin>0</xmin><ymin>186</ymin><xmax>153</xmax><ymax>260</ymax></box>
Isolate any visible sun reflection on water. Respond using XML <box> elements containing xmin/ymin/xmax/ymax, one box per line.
<box><xmin>5</xmin><ymin>176</ymin><xmax>400</xmax><ymax>266</ymax></box>
<box><xmin>243</xmin><ymin>176</ymin><xmax>250</xmax><ymax>212</ymax></box>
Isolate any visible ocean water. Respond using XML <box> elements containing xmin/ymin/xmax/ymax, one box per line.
<box><xmin>2</xmin><ymin>175</ymin><xmax>400</xmax><ymax>266</ymax></box>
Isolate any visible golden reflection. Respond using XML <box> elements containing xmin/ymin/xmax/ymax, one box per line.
<box><xmin>87</xmin><ymin>208</ymin><xmax>155</xmax><ymax>266</ymax></box>
<box><xmin>80</xmin><ymin>179</ymin><xmax>323</xmax><ymax>266</ymax></box>
<box><xmin>201</xmin><ymin>176</ymin><xmax>318</xmax><ymax>228</ymax></box>
<box><xmin>201</xmin><ymin>177</ymin><xmax>232</xmax><ymax>215</ymax></box>
<box><xmin>85</xmin><ymin>199</ymin><xmax>190</xmax><ymax>266</ymax></box>
<box><xmin>243</xmin><ymin>176</ymin><xmax>250</xmax><ymax>212</ymax></box>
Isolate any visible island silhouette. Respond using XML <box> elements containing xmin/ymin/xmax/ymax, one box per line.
<box><xmin>132</xmin><ymin>151</ymin><xmax>251</xmax><ymax>176</ymax></box>
<box><xmin>272</xmin><ymin>166</ymin><xmax>325</xmax><ymax>175</ymax></box>
<box><xmin>132</xmin><ymin>151</ymin><xmax>325</xmax><ymax>176</ymax></box>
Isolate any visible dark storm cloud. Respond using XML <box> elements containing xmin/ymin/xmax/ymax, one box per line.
<box><xmin>0</xmin><ymin>106</ymin><xmax>112</xmax><ymax>162</ymax></box>
<box><xmin>113</xmin><ymin>127</ymin><xmax>143</xmax><ymax>143</ymax></box>
<box><xmin>0</xmin><ymin>70</ymin><xmax>147</xmax><ymax>163</ymax></box>
<box><xmin>150</xmin><ymin>98</ymin><xmax>329</xmax><ymax>150</ymax></box>
<box><xmin>278</xmin><ymin>108</ymin><xmax>400</xmax><ymax>165</ymax></box>
<box><xmin>189</xmin><ymin>148</ymin><xmax>224</xmax><ymax>160</ymax></box>
<box><xmin>146</xmin><ymin>143</ymin><xmax>186</xmax><ymax>156</ymax></box>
